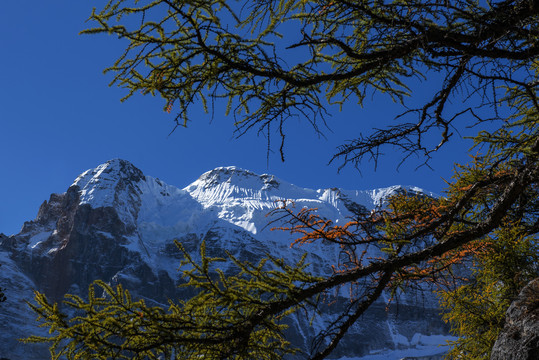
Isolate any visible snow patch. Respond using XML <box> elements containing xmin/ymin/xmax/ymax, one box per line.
<box><xmin>410</xmin><ymin>333</ymin><xmax>455</xmax><ymax>347</ymax></box>
<box><xmin>96</xmin><ymin>231</ymin><xmax>114</xmax><ymax>239</ymax></box>
<box><xmin>28</xmin><ymin>231</ymin><xmax>52</xmax><ymax>249</ymax></box>
<box><xmin>339</xmin><ymin>334</ymin><xmax>457</xmax><ymax>360</ymax></box>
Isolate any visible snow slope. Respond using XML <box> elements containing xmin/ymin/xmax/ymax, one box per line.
<box><xmin>0</xmin><ymin>159</ymin><xmax>450</xmax><ymax>359</ymax></box>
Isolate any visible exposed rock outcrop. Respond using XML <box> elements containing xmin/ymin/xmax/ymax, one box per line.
<box><xmin>491</xmin><ymin>278</ymin><xmax>539</xmax><ymax>360</ymax></box>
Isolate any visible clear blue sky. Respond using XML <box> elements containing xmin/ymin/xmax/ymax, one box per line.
<box><xmin>1</xmin><ymin>1</ymin><xmax>477</xmax><ymax>235</ymax></box>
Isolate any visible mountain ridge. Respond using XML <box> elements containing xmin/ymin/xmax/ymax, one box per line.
<box><xmin>0</xmin><ymin>159</ymin><xmax>451</xmax><ymax>360</ymax></box>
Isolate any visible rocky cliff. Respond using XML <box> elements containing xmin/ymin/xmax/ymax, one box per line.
<box><xmin>0</xmin><ymin>159</ymin><xmax>452</xmax><ymax>359</ymax></box>
<box><xmin>491</xmin><ymin>278</ymin><xmax>539</xmax><ymax>360</ymax></box>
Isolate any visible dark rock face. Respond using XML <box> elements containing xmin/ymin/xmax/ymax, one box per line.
<box><xmin>491</xmin><ymin>278</ymin><xmax>539</xmax><ymax>360</ymax></box>
<box><xmin>5</xmin><ymin>187</ymin><xmax>131</xmax><ymax>301</ymax></box>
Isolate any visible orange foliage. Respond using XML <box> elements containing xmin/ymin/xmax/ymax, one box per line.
<box><xmin>270</xmin><ymin>206</ymin><xmax>362</xmax><ymax>247</ymax></box>
<box><xmin>391</xmin><ymin>239</ymin><xmax>492</xmax><ymax>289</ymax></box>
<box><xmin>318</xmin><ymin>1</ymin><xmax>335</xmax><ymax>14</ymax></box>
<box><xmin>166</xmin><ymin>100</ymin><xmax>173</xmax><ymax>113</ymax></box>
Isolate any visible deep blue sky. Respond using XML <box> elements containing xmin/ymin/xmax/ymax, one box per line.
<box><xmin>1</xmin><ymin>1</ymin><xmax>477</xmax><ymax>235</ymax></box>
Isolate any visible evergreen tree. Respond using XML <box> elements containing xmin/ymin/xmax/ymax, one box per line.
<box><xmin>25</xmin><ymin>1</ymin><xmax>539</xmax><ymax>359</ymax></box>
<box><xmin>439</xmin><ymin>224</ymin><xmax>538</xmax><ymax>359</ymax></box>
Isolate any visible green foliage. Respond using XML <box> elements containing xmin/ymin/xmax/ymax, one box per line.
<box><xmin>372</xmin><ymin>88</ymin><xmax>539</xmax><ymax>358</ymax></box>
<box><xmin>436</xmin><ymin>102</ymin><xmax>539</xmax><ymax>358</ymax></box>
<box><xmin>83</xmin><ymin>0</ymin><xmax>413</xmax><ymax>123</ymax></box>
<box><xmin>24</xmin><ymin>241</ymin><xmax>322</xmax><ymax>360</ymax></box>
<box><xmin>23</xmin><ymin>1</ymin><xmax>539</xmax><ymax>359</ymax></box>
<box><xmin>81</xmin><ymin>1</ymin><xmax>539</xmax><ymax>162</ymax></box>
<box><xmin>439</xmin><ymin>224</ymin><xmax>538</xmax><ymax>359</ymax></box>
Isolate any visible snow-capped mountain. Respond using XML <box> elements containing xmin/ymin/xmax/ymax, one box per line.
<box><xmin>0</xmin><ymin>159</ymin><xmax>450</xmax><ymax>359</ymax></box>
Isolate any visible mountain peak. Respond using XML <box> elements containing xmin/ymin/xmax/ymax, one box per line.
<box><xmin>70</xmin><ymin>159</ymin><xmax>145</xmax><ymax>210</ymax></box>
<box><xmin>193</xmin><ymin>166</ymin><xmax>281</xmax><ymax>191</ymax></box>
<box><xmin>73</xmin><ymin>158</ymin><xmax>143</xmax><ymax>186</ymax></box>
